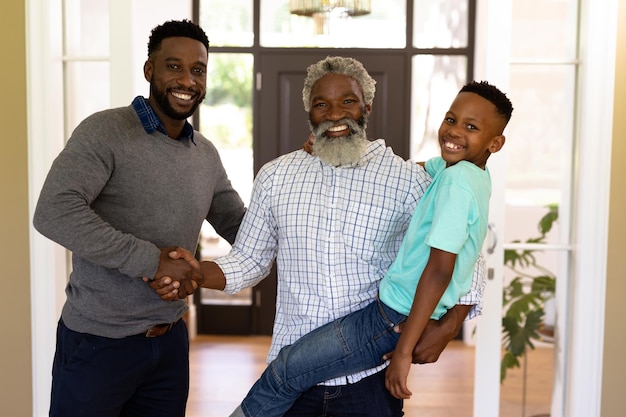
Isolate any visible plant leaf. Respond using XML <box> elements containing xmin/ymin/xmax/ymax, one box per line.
<box><xmin>538</xmin><ymin>204</ymin><xmax>559</xmax><ymax>236</ymax></box>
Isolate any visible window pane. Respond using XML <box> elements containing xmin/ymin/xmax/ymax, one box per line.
<box><xmin>503</xmin><ymin>2</ymin><xmax>578</xmax><ymax>413</ymax></box>
<box><xmin>502</xmin><ymin>65</ymin><xmax>572</xmax><ymax>414</ymax></box>
<box><xmin>199</xmin><ymin>53</ymin><xmax>254</xmax><ymax>206</ymax></box>
<box><xmin>505</xmin><ymin>64</ymin><xmax>575</xmax><ymax>216</ymax></box>
<box><xmin>199</xmin><ymin>52</ymin><xmax>254</xmax><ymax>210</ymax></box>
<box><xmin>410</xmin><ymin>55</ymin><xmax>467</xmax><ymax>161</ymax></box>
<box><xmin>199</xmin><ymin>52</ymin><xmax>254</xmax><ymax>305</ymax></box>
<box><xmin>199</xmin><ymin>0</ymin><xmax>254</xmax><ymax>47</ymax></box>
<box><xmin>501</xmin><ymin>246</ymin><xmax>557</xmax><ymax>416</ymax></box>
<box><xmin>261</xmin><ymin>0</ymin><xmax>406</xmax><ymax>48</ymax></box>
<box><xmin>64</xmin><ymin>0</ymin><xmax>109</xmax><ymax>56</ymax></box>
<box><xmin>65</xmin><ymin>62</ymin><xmax>110</xmax><ymax>135</ymax></box>
<box><xmin>511</xmin><ymin>0</ymin><xmax>578</xmax><ymax>60</ymax></box>
<box><xmin>413</xmin><ymin>0</ymin><xmax>469</xmax><ymax>48</ymax></box>
<box><xmin>198</xmin><ymin>53</ymin><xmax>254</xmax><ymax>305</ymax></box>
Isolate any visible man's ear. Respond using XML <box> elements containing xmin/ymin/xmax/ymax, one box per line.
<box><xmin>489</xmin><ymin>135</ymin><xmax>505</xmax><ymax>153</ymax></box>
<box><xmin>143</xmin><ymin>60</ymin><xmax>153</xmax><ymax>83</ymax></box>
<box><xmin>364</xmin><ymin>103</ymin><xmax>372</xmax><ymax>116</ymax></box>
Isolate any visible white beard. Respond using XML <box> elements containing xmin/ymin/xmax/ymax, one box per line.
<box><xmin>314</xmin><ymin>135</ymin><xmax>368</xmax><ymax>167</ymax></box>
<box><xmin>310</xmin><ymin>118</ymin><xmax>369</xmax><ymax>167</ymax></box>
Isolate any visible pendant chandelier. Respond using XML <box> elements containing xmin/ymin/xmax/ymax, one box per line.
<box><xmin>289</xmin><ymin>0</ymin><xmax>372</xmax><ymax>34</ymax></box>
<box><xmin>289</xmin><ymin>0</ymin><xmax>372</xmax><ymax>17</ymax></box>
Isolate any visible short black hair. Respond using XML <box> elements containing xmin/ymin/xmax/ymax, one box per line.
<box><xmin>460</xmin><ymin>80</ymin><xmax>513</xmax><ymax>124</ymax></box>
<box><xmin>147</xmin><ymin>19</ymin><xmax>209</xmax><ymax>58</ymax></box>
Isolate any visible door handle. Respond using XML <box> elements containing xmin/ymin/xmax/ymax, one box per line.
<box><xmin>486</xmin><ymin>222</ymin><xmax>497</xmax><ymax>254</ymax></box>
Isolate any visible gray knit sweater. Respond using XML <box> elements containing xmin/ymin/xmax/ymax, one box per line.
<box><xmin>33</xmin><ymin>104</ymin><xmax>246</xmax><ymax>338</ymax></box>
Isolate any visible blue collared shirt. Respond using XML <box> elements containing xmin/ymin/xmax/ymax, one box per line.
<box><xmin>131</xmin><ymin>96</ymin><xmax>195</xmax><ymax>144</ymax></box>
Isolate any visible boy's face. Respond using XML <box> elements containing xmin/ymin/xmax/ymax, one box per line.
<box><xmin>437</xmin><ymin>91</ymin><xmax>506</xmax><ymax>169</ymax></box>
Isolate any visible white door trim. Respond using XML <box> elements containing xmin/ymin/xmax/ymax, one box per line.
<box><xmin>472</xmin><ymin>0</ymin><xmax>511</xmax><ymax>415</ymax></box>
<box><xmin>565</xmin><ymin>0</ymin><xmax>617</xmax><ymax>415</ymax></box>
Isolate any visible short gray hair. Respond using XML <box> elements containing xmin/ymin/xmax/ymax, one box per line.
<box><xmin>302</xmin><ymin>56</ymin><xmax>376</xmax><ymax>112</ymax></box>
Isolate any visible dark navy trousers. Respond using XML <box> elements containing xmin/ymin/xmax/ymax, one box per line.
<box><xmin>49</xmin><ymin>318</ymin><xmax>189</xmax><ymax>417</ymax></box>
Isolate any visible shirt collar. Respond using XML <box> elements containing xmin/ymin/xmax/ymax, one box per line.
<box><xmin>131</xmin><ymin>96</ymin><xmax>196</xmax><ymax>144</ymax></box>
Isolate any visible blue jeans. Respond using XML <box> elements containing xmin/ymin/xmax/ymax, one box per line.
<box><xmin>240</xmin><ymin>298</ymin><xmax>407</xmax><ymax>417</ymax></box>
<box><xmin>49</xmin><ymin>319</ymin><xmax>189</xmax><ymax>417</ymax></box>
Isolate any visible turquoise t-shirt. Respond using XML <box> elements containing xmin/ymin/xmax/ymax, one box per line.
<box><xmin>379</xmin><ymin>157</ymin><xmax>491</xmax><ymax>319</ymax></box>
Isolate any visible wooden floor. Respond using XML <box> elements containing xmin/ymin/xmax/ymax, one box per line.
<box><xmin>187</xmin><ymin>335</ymin><xmax>553</xmax><ymax>417</ymax></box>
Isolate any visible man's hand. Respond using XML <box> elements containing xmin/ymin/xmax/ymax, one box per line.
<box><xmin>169</xmin><ymin>247</ymin><xmax>201</xmax><ymax>277</ymax></box>
<box><xmin>152</xmin><ymin>247</ymin><xmax>201</xmax><ymax>300</ymax></box>
<box><xmin>302</xmin><ymin>134</ymin><xmax>315</xmax><ymax>155</ymax></box>
<box><xmin>385</xmin><ymin>304</ymin><xmax>471</xmax><ymax>364</ymax></box>
<box><xmin>148</xmin><ymin>247</ymin><xmax>227</xmax><ymax>300</ymax></box>
<box><xmin>147</xmin><ymin>275</ymin><xmax>181</xmax><ymax>301</ymax></box>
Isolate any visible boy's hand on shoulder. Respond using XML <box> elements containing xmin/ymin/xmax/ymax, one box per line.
<box><xmin>302</xmin><ymin>134</ymin><xmax>315</xmax><ymax>155</ymax></box>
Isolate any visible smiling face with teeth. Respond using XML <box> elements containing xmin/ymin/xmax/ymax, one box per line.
<box><xmin>143</xmin><ymin>36</ymin><xmax>208</xmax><ymax>139</ymax></box>
<box><xmin>307</xmin><ymin>73</ymin><xmax>372</xmax><ymax>166</ymax></box>
<box><xmin>308</xmin><ymin>73</ymin><xmax>372</xmax><ymax>138</ymax></box>
<box><xmin>438</xmin><ymin>91</ymin><xmax>507</xmax><ymax>169</ymax></box>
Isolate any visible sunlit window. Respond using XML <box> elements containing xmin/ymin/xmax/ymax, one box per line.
<box><xmin>413</xmin><ymin>0</ymin><xmax>469</xmax><ymax>48</ymax></box>
<box><xmin>260</xmin><ymin>0</ymin><xmax>406</xmax><ymax>48</ymax></box>
<box><xmin>410</xmin><ymin>55</ymin><xmax>468</xmax><ymax>161</ymax></box>
<box><xmin>198</xmin><ymin>0</ymin><xmax>254</xmax><ymax>47</ymax></box>
<box><xmin>63</xmin><ymin>0</ymin><xmax>110</xmax><ymax>136</ymax></box>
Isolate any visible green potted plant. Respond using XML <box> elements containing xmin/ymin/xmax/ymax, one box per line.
<box><xmin>501</xmin><ymin>204</ymin><xmax>558</xmax><ymax>382</ymax></box>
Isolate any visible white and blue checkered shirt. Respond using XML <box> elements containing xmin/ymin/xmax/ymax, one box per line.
<box><xmin>216</xmin><ymin>139</ymin><xmax>485</xmax><ymax>385</ymax></box>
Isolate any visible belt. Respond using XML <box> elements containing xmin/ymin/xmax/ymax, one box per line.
<box><xmin>144</xmin><ymin>319</ymin><xmax>180</xmax><ymax>337</ymax></box>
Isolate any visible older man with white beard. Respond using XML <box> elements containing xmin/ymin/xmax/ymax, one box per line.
<box><xmin>152</xmin><ymin>56</ymin><xmax>485</xmax><ymax>417</ymax></box>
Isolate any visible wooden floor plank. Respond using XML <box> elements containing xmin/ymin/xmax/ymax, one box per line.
<box><xmin>187</xmin><ymin>335</ymin><xmax>553</xmax><ymax>417</ymax></box>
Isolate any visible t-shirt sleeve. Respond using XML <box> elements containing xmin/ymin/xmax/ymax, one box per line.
<box><xmin>425</xmin><ymin>181</ymin><xmax>473</xmax><ymax>254</ymax></box>
<box><xmin>425</xmin><ymin>156</ymin><xmax>446</xmax><ymax>177</ymax></box>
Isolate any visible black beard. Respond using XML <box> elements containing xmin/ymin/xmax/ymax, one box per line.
<box><xmin>150</xmin><ymin>80</ymin><xmax>204</xmax><ymax>120</ymax></box>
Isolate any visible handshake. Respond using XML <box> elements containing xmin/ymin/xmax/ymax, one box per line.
<box><xmin>145</xmin><ymin>247</ymin><xmax>224</xmax><ymax>300</ymax></box>
<box><xmin>146</xmin><ymin>246</ymin><xmax>468</xmax><ymax>366</ymax></box>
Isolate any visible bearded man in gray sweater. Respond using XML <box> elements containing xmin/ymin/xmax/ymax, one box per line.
<box><xmin>33</xmin><ymin>19</ymin><xmax>245</xmax><ymax>417</ymax></box>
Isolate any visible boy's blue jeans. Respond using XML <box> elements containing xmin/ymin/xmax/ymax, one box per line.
<box><xmin>240</xmin><ymin>298</ymin><xmax>407</xmax><ymax>417</ymax></box>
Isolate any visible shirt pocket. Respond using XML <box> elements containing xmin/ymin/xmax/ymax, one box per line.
<box><xmin>341</xmin><ymin>202</ymin><xmax>401</xmax><ymax>261</ymax></box>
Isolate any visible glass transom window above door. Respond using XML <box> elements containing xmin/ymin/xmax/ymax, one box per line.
<box><xmin>260</xmin><ymin>0</ymin><xmax>406</xmax><ymax>47</ymax></box>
